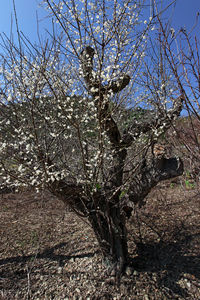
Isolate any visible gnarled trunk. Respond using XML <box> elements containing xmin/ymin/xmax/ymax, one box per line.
<box><xmin>88</xmin><ymin>203</ymin><xmax>128</xmax><ymax>273</ymax></box>
<box><xmin>46</xmin><ymin>46</ymin><xmax>184</xmax><ymax>278</ymax></box>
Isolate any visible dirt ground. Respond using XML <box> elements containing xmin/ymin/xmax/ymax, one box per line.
<box><xmin>0</xmin><ymin>183</ymin><xmax>200</xmax><ymax>299</ymax></box>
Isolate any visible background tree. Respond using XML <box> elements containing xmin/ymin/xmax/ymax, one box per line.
<box><xmin>0</xmin><ymin>0</ymin><xmax>183</xmax><ymax>276</ymax></box>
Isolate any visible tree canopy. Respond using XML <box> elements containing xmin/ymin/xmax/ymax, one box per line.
<box><xmin>0</xmin><ymin>0</ymin><xmax>185</xmax><ymax>276</ymax></box>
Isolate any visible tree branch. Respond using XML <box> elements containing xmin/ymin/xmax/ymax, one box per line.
<box><xmin>106</xmin><ymin>74</ymin><xmax>131</xmax><ymax>93</ymax></box>
<box><xmin>80</xmin><ymin>46</ymin><xmax>96</xmax><ymax>93</ymax></box>
<box><xmin>121</xmin><ymin>96</ymin><xmax>184</xmax><ymax>147</ymax></box>
<box><xmin>80</xmin><ymin>46</ymin><xmax>132</xmax><ymax>193</ymax></box>
<box><xmin>80</xmin><ymin>46</ymin><xmax>131</xmax><ymax>149</ymax></box>
<box><xmin>128</xmin><ymin>156</ymin><xmax>183</xmax><ymax>207</ymax></box>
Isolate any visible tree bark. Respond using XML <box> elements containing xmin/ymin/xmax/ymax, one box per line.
<box><xmin>88</xmin><ymin>202</ymin><xmax>128</xmax><ymax>274</ymax></box>
<box><xmin>128</xmin><ymin>156</ymin><xmax>184</xmax><ymax>207</ymax></box>
<box><xmin>49</xmin><ymin>178</ymin><xmax>129</xmax><ymax>273</ymax></box>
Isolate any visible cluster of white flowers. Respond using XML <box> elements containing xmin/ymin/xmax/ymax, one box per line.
<box><xmin>0</xmin><ymin>0</ymin><xmax>173</xmax><ymax>192</ymax></box>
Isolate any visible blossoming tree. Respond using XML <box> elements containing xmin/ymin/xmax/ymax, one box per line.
<box><xmin>0</xmin><ymin>0</ymin><xmax>183</xmax><ymax>275</ymax></box>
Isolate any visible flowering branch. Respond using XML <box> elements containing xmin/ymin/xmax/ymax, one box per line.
<box><xmin>122</xmin><ymin>96</ymin><xmax>184</xmax><ymax>146</ymax></box>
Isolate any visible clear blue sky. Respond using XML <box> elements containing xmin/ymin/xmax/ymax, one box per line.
<box><xmin>0</xmin><ymin>0</ymin><xmax>50</xmax><ymax>44</ymax></box>
<box><xmin>0</xmin><ymin>0</ymin><xmax>199</xmax><ymax>46</ymax></box>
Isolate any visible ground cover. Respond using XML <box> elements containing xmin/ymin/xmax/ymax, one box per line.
<box><xmin>0</xmin><ymin>183</ymin><xmax>199</xmax><ymax>299</ymax></box>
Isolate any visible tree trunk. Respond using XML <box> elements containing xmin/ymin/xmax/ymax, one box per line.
<box><xmin>49</xmin><ymin>179</ymin><xmax>128</xmax><ymax>273</ymax></box>
<box><xmin>88</xmin><ymin>203</ymin><xmax>128</xmax><ymax>274</ymax></box>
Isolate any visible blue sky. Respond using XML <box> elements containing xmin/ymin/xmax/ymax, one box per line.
<box><xmin>0</xmin><ymin>0</ymin><xmax>50</xmax><ymax>44</ymax></box>
<box><xmin>0</xmin><ymin>0</ymin><xmax>199</xmax><ymax>47</ymax></box>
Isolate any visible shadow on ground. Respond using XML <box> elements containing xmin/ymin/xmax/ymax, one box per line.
<box><xmin>1</xmin><ymin>231</ymin><xmax>199</xmax><ymax>299</ymax></box>
<box><xmin>0</xmin><ymin>242</ymin><xmax>97</xmax><ymax>268</ymax></box>
<box><xmin>131</xmin><ymin>231</ymin><xmax>200</xmax><ymax>298</ymax></box>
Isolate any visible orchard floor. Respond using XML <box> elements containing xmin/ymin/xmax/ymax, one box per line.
<box><xmin>0</xmin><ymin>184</ymin><xmax>200</xmax><ymax>299</ymax></box>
